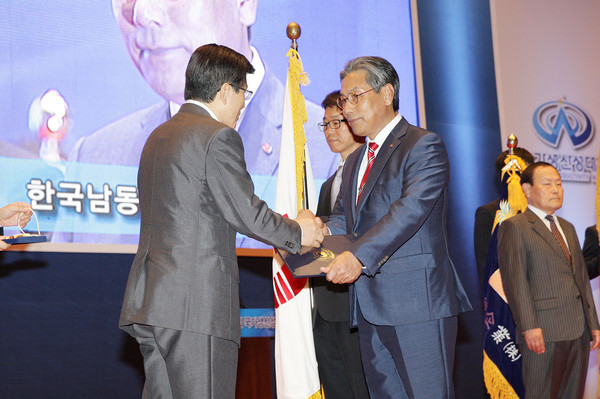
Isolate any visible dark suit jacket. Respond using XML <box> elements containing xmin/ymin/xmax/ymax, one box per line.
<box><xmin>498</xmin><ymin>209</ymin><xmax>600</xmax><ymax>344</ymax></box>
<box><xmin>313</xmin><ymin>171</ymin><xmax>351</xmax><ymax>322</ymax></box>
<box><xmin>119</xmin><ymin>103</ymin><xmax>301</xmax><ymax>345</ymax></box>
<box><xmin>327</xmin><ymin>118</ymin><xmax>471</xmax><ymax>327</ymax></box>
<box><xmin>316</xmin><ymin>173</ymin><xmax>335</xmax><ymax>221</ymax></box>
<box><xmin>474</xmin><ymin>200</ymin><xmax>498</xmax><ymax>285</ymax></box>
<box><xmin>583</xmin><ymin>225</ymin><xmax>599</xmax><ymax>280</ymax></box>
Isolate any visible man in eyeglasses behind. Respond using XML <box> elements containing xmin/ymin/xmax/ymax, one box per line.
<box><xmin>312</xmin><ymin>90</ymin><xmax>368</xmax><ymax>399</ymax></box>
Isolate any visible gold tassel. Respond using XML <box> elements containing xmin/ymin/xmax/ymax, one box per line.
<box><xmin>286</xmin><ymin>48</ymin><xmax>310</xmax><ymax>210</ymax></box>
<box><xmin>483</xmin><ymin>351</ymin><xmax>520</xmax><ymax>398</ymax></box>
<box><xmin>501</xmin><ymin>155</ymin><xmax>528</xmax><ymax>214</ymax></box>
<box><xmin>507</xmin><ymin>171</ymin><xmax>527</xmax><ymax>213</ymax></box>
<box><xmin>307</xmin><ymin>387</ymin><xmax>324</xmax><ymax>399</ymax></box>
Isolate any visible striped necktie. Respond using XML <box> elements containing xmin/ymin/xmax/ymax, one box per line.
<box><xmin>357</xmin><ymin>142</ymin><xmax>379</xmax><ymax>205</ymax></box>
<box><xmin>545</xmin><ymin>214</ymin><xmax>571</xmax><ymax>263</ymax></box>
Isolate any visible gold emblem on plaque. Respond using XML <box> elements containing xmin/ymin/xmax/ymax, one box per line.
<box><xmin>314</xmin><ymin>248</ymin><xmax>335</xmax><ymax>261</ymax></box>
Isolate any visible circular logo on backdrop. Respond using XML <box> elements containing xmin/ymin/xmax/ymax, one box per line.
<box><xmin>532</xmin><ymin>100</ymin><xmax>594</xmax><ymax>149</ymax></box>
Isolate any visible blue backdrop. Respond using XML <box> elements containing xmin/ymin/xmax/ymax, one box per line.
<box><xmin>417</xmin><ymin>1</ymin><xmax>502</xmax><ymax>397</ymax></box>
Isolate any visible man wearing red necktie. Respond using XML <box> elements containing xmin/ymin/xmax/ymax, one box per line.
<box><xmin>321</xmin><ymin>56</ymin><xmax>471</xmax><ymax>399</ymax></box>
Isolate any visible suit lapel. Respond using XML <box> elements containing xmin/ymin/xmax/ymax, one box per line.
<box><xmin>344</xmin><ymin>148</ymin><xmax>363</xmax><ymax>228</ymax></box>
<box><xmin>560</xmin><ymin>217</ymin><xmax>589</xmax><ymax>298</ymax></box>
<box><xmin>317</xmin><ymin>175</ymin><xmax>335</xmax><ymax>217</ymax></box>
<box><xmin>560</xmin><ymin>218</ymin><xmax>577</xmax><ymax>253</ymax></box>
<box><xmin>559</xmin><ymin>216</ymin><xmax>578</xmax><ymax>266</ymax></box>
<box><xmin>526</xmin><ymin>209</ymin><xmax>572</xmax><ymax>268</ymax></box>
<box><xmin>355</xmin><ymin>118</ymin><xmax>408</xmax><ymax>214</ymax></box>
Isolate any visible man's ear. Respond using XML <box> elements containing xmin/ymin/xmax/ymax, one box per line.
<box><xmin>382</xmin><ymin>83</ymin><xmax>394</xmax><ymax>106</ymax></box>
<box><xmin>218</xmin><ymin>82</ymin><xmax>231</xmax><ymax>105</ymax></box>
<box><xmin>522</xmin><ymin>183</ymin><xmax>531</xmax><ymax>199</ymax></box>
<box><xmin>239</xmin><ymin>0</ymin><xmax>258</xmax><ymax>27</ymax></box>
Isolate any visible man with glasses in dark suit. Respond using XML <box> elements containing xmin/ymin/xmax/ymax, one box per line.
<box><xmin>312</xmin><ymin>91</ymin><xmax>368</xmax><ymax>399</ymax></box>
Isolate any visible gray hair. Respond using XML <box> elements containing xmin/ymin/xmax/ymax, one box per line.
<box><xmin>340</xmin><ymin>56</ymin><xmax>400</xmax><ymax>111</ymax></box>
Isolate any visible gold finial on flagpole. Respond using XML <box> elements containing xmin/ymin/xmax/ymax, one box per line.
<box><xmin>507</xmin><ymin>134</ymin><xmax>518</xmax><ymax>155</ymax></box>
<box><xmin>504</xmin><ymin>134</ymin><xmax>528</xmax><ymax>213</ymax></box>
<box><xmin>287</xmin><ymin>22</ymin><xmax>301</xmax><ymax>50</ymax></box>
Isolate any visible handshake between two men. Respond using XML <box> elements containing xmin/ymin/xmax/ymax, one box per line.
<box><xmin>293</xmin><ymin>209</ymin><xmax>328</xmax><ymax>248</ymax></box>
<box><xmin>292</xmin><ymin>209</ymin><xmax>363</xmax><ymax>286</ymax></box>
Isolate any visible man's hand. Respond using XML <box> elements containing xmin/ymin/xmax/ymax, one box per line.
<box><xmin>320</xmin><ymin>251</ymin><xmax>362</xmax><ymax>284</ymax></box>
<box><xmin>294</xmin><ymin>209</ymin><xmax>325</xmax><ymax>247</ymax></box>
<box><xmin>590</xmin><ymin>330</ymin><xmax>600</xmax><ymax>351</ymax></box>
<box><xmin>321</xmin><ymin>220</ymin><xmax>330</xmax><ymax>237</ymax></box>
<box><xmin>524</xmin><ymin>328</ymin><xmax>545</xmax><ymax>354</ymax></box>
<box><xmin>0</xmin><ymin>238</ymin><xmax>10</xmax><ymax>251</ymax></box>
<box><xmin>0</xmin><ymin>202</ymin><xmax>33</xmax><ymax>228</ymax></box>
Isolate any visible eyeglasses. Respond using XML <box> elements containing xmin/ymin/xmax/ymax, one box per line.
<box><xmin>336</xmin><ymin>88</ymin><xmax>375</xmax><ymax>109</ymax></box>
<box><xmin>229</xmin><ymin>83</ymin><xmax>253</xmax><ymax>101</ymax></box>
<box><xmin>318</xmin><ymin>119</ymin><xmax>347</xmax><ymax>132</ymax></box>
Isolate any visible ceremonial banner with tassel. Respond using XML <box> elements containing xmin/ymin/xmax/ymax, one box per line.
<box><xmin>482</xmin><ymin>147</ymin><xmax>528</xmax><ymax>398</ymax></box>
<box><xmin>272</xmin><ymin>47</ymin><xmax>322</xmax><ymax>399</ymax></box>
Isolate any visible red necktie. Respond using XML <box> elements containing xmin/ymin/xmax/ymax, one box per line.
<box><xmin>357</xmin><ymin>142</ymin><xmax>379</xmax><ymax>205</ymax></box>
<box><xmin>545</xmin><ymin>214</ymin><xmax>571</xmax><ymax>263</ymax></box>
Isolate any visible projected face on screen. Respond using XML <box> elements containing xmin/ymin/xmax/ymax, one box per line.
<box><xmin>112</xmin><ymin>0</ymin><xmax>257</xmax><ymax>105</ymax></box>
<box><xmin>0</xmin><ymin>0</ymin><xmax>418</xmax><ymax>250</ymax></box>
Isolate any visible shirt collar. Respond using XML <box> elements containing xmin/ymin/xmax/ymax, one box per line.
<box><xmin>183</xmin><ymin>100</ymin><xmax>219</xmax><ymax>121</ymax></box>
<box><xmin>528</xmin><ymin>204</ymin><xmax>553</xmax><ymax>221</ymax></box>
<box><xmin>367</xmin><ymin>113</ymin><xmax>403</xmax><ymax>148</ymax></box>
<box><xmin>235</xmin><ymin>46</ymin><xmax>264</xmax><ymax>129</ymax></box>
<box><xmin>245</xmin><ymin>46</ymin><xmax>264</xmax><ymax>102</ymax></box>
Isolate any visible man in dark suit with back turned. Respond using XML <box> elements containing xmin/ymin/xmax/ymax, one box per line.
<box><xmin>312</xmin><ymin>91</ymin><xmax>368</xmax><ymax>398</ymax></box>
<box><xmin>498</xmin><ymin>161</ymin><xmax>600</xmax><ymax>398</ymax></box>
<box><xmin>119</xmin><ymin>44</ymin><xmax>325</xmax><ymax>398</ymax></box>
<box><xmin>321</xmin><ymin>56</ymin><xmax>472</xmax><ymax>398</ymax></box>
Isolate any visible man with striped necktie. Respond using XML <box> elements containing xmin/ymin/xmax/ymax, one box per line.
<box><xmin>321</xmin><ymin>56</ymin><xmax>471</xmax><ymax>399</ymax></box>
<box><xmin>498</xmin><ymin>161</ymin><xmax>600</xmax><ymax>398</ymax></box>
